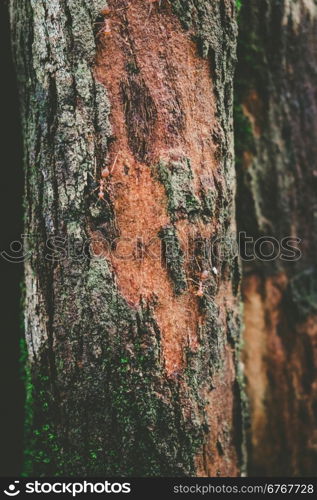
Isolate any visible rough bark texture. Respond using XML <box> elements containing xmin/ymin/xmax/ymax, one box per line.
<box><xmin>235</xmin><ymin>0</ymin><xmax>317</xmax><ymax>476</ymax></box>
<box><xmin>11</xmin><ymin>0</ymin><xmax>246</xmax><ymax>476</ymax></box>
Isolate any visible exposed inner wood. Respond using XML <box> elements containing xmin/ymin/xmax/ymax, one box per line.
<box><xmin>243</xmin><ymin>273</ymin><xmax>317</xmax><ymax>473</ymax></box>
<box><xmin>94</xmin><ymin>0</ymin><xmax>220</xmax><ymax>375</ymax></box>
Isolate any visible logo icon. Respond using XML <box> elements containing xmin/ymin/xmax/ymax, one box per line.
<box><xmin>4</xmin><ymin>481</ymin><xmax>20</xmax><ymax>496</ymax></box>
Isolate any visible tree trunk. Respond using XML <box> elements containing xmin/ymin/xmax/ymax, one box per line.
<box><xmin>11</xmin><ymin>0</ymin><xmax>246</xmax><ymax>476</ymax></box>
<box><xmin>236</xmin><ymin>0</ymin><xmax>317</xmax><ymax>476</ymax></box>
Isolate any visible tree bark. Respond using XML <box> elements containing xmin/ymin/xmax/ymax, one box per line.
<box><xmin>11</xmin><ymin>0</ymin><xmax>246</xmax><ymax>476</ymax></box>
<box><xmin>236</xmin><ymin>0</ymin><xmax>317</xmax><ymax>476</ymax></box>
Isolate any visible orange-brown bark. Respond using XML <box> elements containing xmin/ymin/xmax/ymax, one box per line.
<box><xmin>94</xmin><ymin>0</ymin><xmax>220</xmax><ymax>375</ymax></box>
<box><xmin>243</xmin><ymin>274</ymin><xmax>317</xmax><ymax>474</ymax></box>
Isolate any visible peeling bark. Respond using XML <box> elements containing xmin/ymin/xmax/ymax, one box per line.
<box><xmin>11</xmin><ymin>0</ymin><xmax>246</xmax><ymax>476</ymax></box>
<box><xmin>236</xmin><ymin>0</ymin><xmax>317</xmax><ymax>475</ymax></box>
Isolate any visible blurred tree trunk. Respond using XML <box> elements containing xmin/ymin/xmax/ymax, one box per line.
<box><xmin>10</xmin><ymin>0</ymin><xmax>246</xmax><ymax>476</ymax></box>
<box><xmin>236</xmin><ymin>0</ymin><xmax>317</xmax><ymax>476</ymax></box>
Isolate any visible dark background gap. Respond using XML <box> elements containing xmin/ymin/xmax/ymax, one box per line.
<box><xmin>0</xmin><ymin>0</ymin><xmax>24</xmax><ymax>476</ymax></box>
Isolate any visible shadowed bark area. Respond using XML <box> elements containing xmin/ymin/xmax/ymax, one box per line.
<box><xmin>11</xmin><ymin>0</ymin><xmax>247</xmax><ymax>476</ymax></box>
<box><xmin>235</xmin><ymin>0</ymin><xmax>317</xmax><ymax>476</ymax></box>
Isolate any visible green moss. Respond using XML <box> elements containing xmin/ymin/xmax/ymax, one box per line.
<box><xmin>20</xmin><ymin>338</ymin><xmax>35</xmax><ymax>477</ymax></box>
<box><xmin>19</xmin><ymin>276</ymin><xmax>36</xmax><ymax>478</ymax></box>
<box><xmin>236</xmin><ymin>0</ymin><xmax>242</xmax><ymax>12</ymax></box>
<box><xmin>22</xmin><ymin>366</ymin><xmax>58</xmax><ymax>476</ymax></box>
<box><xmin>23</xmin><ymin>300</ymin><xmax>206</xmax><ymax>477</ymax></box>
